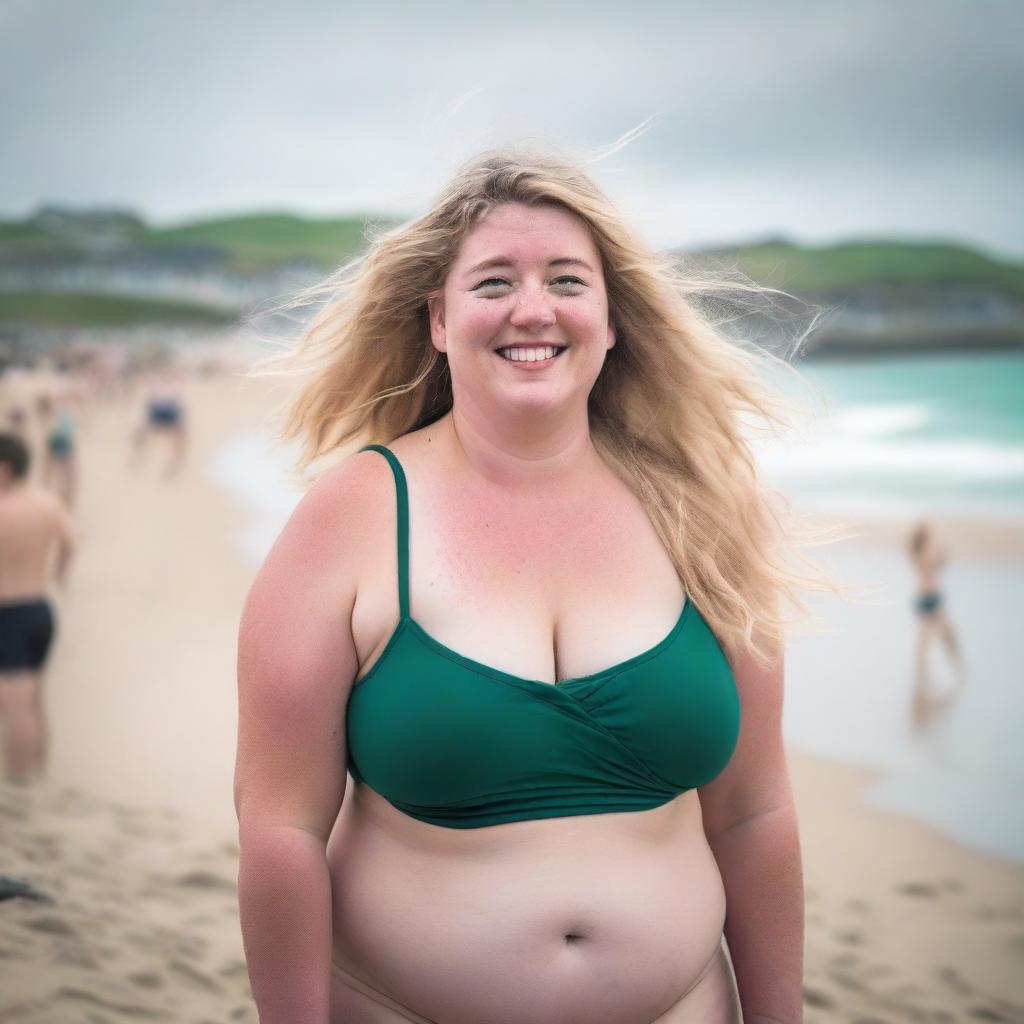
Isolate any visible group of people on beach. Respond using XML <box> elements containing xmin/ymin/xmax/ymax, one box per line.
<box><xmin>0</xmin><ymin>345</ymin><xmax>191</xmax><ymax>784</ymax></box>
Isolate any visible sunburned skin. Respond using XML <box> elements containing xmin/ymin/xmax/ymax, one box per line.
<box><xmin>324</xmin><ymin>427</ymin><xmax>742</xmax><ymax>1024</ymax></box>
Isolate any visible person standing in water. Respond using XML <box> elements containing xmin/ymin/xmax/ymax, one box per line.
<box><xmin>907</xmin><ymin>519</ymin><xmax>966</xmax><ymax>727</ymax></box>
<box><xmin>0</xmin><ymin>433</ymin><xmax>75</xmax><ymax>783</ymax></box>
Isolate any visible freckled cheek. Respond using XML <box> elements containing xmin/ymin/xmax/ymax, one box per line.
<box><xmin>558</xmin><ymin>301</ymin><xmax>609</xmax><ymax>342</ymax></box>
<box><xmin>451</xmin><ymin>303</ymin><xmax>506</xmax><ymax>346</ymax></box>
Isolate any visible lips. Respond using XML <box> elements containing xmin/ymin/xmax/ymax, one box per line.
<box><xmin>495</xmin><ymin>345</ymin><xmax>567</xmax><ymax>363</ymax></box>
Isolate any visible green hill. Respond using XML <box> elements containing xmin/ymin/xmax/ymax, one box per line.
<box><xmin>143</xmin><ymin>212</ymin><xmax>390</xmax><ymax>271</ymax></box>
<box><xmin>692</xmin><ymin>237</ymin><xmax>1024</xmax><ymax>300</ymax></box>
<box><xmin>0</xmin><ymin>208</ymin><xmax>396</xmax><ymax>273</ymax></box>
<box><xmin>0</xmin><ymin>292</ymin><xmax>236</xmax><ymax>328</ymax></box>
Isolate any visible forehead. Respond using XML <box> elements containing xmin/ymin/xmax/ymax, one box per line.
<box><xmin>453</xmin><ymin>202</ymin><xmax>600</xmax><ymax>267</ymax></box>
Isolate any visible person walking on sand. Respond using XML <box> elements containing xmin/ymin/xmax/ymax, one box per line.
<box><xmin>0</xmin><ymin>433</ymin><xmax>75</xmax><ymax>784</ymax></box>
<box><xmin>907</xmin><ymin>519</ymin><xmax>966</xmax><ymax>728</ymax></box>
<box><xmin>234</xmin><ymin>148</ymin><xmax>846</xmax><ymax>1024</ymax></box>
<box><xmin>132</xmin><ymin>365</ymin><xmax>188</xmax><ymax>478</ymax></box>
<box><xmin>36</xmin><ymin>394</ymin><xmax>78</xmax><ymax>511</ymax></box>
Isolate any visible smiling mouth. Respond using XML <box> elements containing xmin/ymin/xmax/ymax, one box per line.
<box><xmin>495</xmin><ymin>345</ymin><xmax>567</xmax><ymax>364</ymax></box>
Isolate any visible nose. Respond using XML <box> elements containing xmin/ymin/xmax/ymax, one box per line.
<box><xmin>508</xmin><ymin>285</ymin><xmax>556</xmax><ymax>330</ymax></box>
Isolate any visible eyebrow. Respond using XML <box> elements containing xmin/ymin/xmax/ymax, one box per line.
<box><xmin>463</xmin><ymin>256</ymin><xmax>595</xmax><ymax>277</ymax></box>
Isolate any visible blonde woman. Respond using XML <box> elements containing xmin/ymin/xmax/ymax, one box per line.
<box><xmin>235</xmin><ymin>149</ymin><xmax>837</xmax><ymax>1024</ymax></box>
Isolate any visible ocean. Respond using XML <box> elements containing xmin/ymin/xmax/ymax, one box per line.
<box><xmin>208</xmin><ymin>350</ymin><xmax>1024</xmax><ymax>861</ymax></box>
<box><xmin>757</xmin><ymin>350</ymin><xmax>1024</xmax><ymax>521</ymax></box>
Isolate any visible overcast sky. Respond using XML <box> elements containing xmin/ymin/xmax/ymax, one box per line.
<box><xmin>2</xmin><ymin>0</ymin><xmax>1021</xmax><ymax>259</ymax></box>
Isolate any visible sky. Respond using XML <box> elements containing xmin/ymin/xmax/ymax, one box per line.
<box><xmin>1</xmin><ymin>0</ymin><xmax>1022</xmax><ymax>259</ymax></box>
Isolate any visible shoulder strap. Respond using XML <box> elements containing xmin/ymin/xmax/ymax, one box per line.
<box><xmin>360</xmin><ymin>444</ymin><xmax>410</xmax><ymax>618</ymax></box>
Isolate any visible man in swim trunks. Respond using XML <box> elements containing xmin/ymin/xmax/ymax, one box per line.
<box><xmin>0</xmin><ymin>433</ymin><xmax>75</xmax><ymax>783</ymax></box>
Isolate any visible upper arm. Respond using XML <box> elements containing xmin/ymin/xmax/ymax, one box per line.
<box><xmin>698</xmin><ymin>635</ymin><xmax>791</xmax><ymax>841</ymax></box>
<box><xmin>233</xmin><ymin>451</ymin><xmax>386</xmax><ymax>841</ymax></box>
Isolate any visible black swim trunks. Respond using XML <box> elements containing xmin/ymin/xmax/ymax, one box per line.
<box><xmin>0</xmin><ymin>600</ymin><xmax>55</xmax><ymax>672</ymax></box>
<box><xmin>147</xmin><ymin>400</ymin><xmax>182</xmax><ymax>428</ymax></box>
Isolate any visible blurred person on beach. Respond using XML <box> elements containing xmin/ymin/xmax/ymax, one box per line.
<box><xmin>36</xmin><ymin>394</ymin><xmax>77</xmax><ymax>511</ymax></box>
<box><xmin>132</xmin><ymin>364</ymin><xmax>188</xmax><ymax>477</ymax></box>
<box><xmin>0</xmin><ymin>432</ymin><xmax>75</xmax><ymax>784</ymax></box>
<box><xmin>4</xmin><ymin>406</ymin><xmax>30</xmax><ymax>447</ymax></box>
<box><xmin>235</xmin><ymin>148</ymin><xmax>843</xmax><ymax>1024</ymax></box>
<box><xmin>907</xmin><ymin>519</ymin><xmax>966</xmax><ymax>729</ymax></box>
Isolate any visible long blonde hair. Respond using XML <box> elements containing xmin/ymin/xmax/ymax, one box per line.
<box><xmin>255</xmin><ymin>147</ymin><xmax>856</xmax><ymax>668</ymax></box>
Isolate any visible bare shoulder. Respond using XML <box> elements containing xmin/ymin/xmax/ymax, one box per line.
<box><xmin>247</xmin><ymin>447</ymin><xmax>398</xmax><ymax>612</ymax></box>
<box><xmin>2</xmin><ymin>486</ymin><xmax>67</xmax><ymax>529</ymax></box>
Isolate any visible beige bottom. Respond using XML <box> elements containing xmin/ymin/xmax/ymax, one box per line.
<box><xmin>330</xmin><ymin>941</ymin><xmax>742</xmax><ymax>1024</ymax></box>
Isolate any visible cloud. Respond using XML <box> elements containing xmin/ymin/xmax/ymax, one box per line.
<box><xmin>1</xmin><ymin>0</ymin><xmax>1021</xmax><ymax>257</ymax></box>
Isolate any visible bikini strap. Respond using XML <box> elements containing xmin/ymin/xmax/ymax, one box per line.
<box><xmin>360</xmin><ymin>444</ymin><xmax>410</xmax><ymax>619</ymax></box>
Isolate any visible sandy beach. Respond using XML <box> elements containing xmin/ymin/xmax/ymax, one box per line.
<box><xmin>1</xmin><ymin>364</ymin><xmax>1022</xmax><ymax>1023</ymax></box>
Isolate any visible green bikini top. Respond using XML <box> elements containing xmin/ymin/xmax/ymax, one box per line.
<box><xmin>346</xmin><ymin>445</ymin><xmax>741</xmax><ymax>829</ymax></box>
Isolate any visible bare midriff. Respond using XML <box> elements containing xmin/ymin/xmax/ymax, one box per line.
<box><xmin>326</xmin><ymin>781</ymin><xmax>740</xmax><ymax>1024</ymax></box>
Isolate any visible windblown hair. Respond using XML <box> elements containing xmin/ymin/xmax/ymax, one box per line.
<box><xmin>255</xmin><ymin>147</ymin><xmax>857</xmax><ymax>668</ymax></box>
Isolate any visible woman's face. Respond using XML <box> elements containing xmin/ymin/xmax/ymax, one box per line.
<box><xmin>427</xmin><ymin>202</ymin><xmax>615</xmax><ymax>421</ymax></box>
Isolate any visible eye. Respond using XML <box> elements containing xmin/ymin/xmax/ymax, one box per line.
<box><xmin>471</xmin><ymin>277</ymin><xmax>510</xmax><ymax>291</ymax></box>
<box><xmin>552</xmin><ymin>276</ymin><xmax>586</xmax><ymax>289</ymax></box>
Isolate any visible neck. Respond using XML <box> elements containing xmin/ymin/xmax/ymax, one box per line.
<box><xmin>444</xmin><ymin>398</ymin><xmax>597</xmax><ymax>489</ymax></box>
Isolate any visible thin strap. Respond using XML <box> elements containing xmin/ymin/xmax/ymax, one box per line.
<box><xmin>360</xmin><ymin>444</ymin><xmax>410</xmax><ymax>618</ymax></box>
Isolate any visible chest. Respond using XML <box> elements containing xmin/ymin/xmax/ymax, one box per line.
<box><xmin>404</xmin><ymin>480</ymin><xmax>685</xmax><ymax>684</ymax></box>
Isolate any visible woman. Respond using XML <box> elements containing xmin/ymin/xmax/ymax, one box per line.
<box><xmin>236</xmin><ymin>149</ymin><xmax>837</xmax><ymax>1024</ymax></box>
<box><xmin>907</xmin><ymin>519</ymin><xmax>965</xmax><ymax>727</ymax></box>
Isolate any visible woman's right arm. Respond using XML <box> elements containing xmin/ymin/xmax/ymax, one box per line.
<box><xmin>234</xmin><ymin>455</ymin><xmax>379</xmax><ymax>1024</ymax></box>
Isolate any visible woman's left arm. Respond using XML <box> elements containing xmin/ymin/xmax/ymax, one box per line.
<box><xmin>698</xmin><ymin>641</ymin><xmax>804</xmax><ymax>1024</ymax></box>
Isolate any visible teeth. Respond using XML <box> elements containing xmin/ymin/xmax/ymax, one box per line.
<box><xmin>499</xmin><ymin>346</ymin><xmax>559</xmax><ymax>362</ymax></box>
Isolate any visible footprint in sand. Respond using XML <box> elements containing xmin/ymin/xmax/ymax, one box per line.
<box><xmin>938</xmin><ymin>965</ymin><xmax>975</xmax><ymax>995</ymax></box>
<box><xmin>176</xmin><ymin>869</ymin><xmax>236</xmax><ymax>893</ymax></box>
<box><xmin>128</xmin><ymin>971</ymin><xmax>165</xmax><ymax>989</ymax></box>
<box><xmin>829</xmin><ymin>970</ymin><xmax>868</xmax><ymax>993</ymax></box>
<box><xmin>169</xmin><ymin>956</ymin><xmax>225</xmax><ymax>994</ymax></box>
<box><xmin>897</xmin><ymin>881</ymin><xmax>939</xmax><ymax>898</ymax></box>
<box><xmin>24</xmin><ymin>913</ymin><xmax>76</xmax><ymax>937</ymax></box>
<box><xmin>802</xmin><ymin>985</ymin><xmax>835</xmax><ymax>1009</ymax></box>
<box><xmin>57</xmin><ymin>985</ymin><xmax>172</xmax><ymax>1019</ymax></box>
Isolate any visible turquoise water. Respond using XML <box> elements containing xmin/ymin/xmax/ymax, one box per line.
<box><xmin>757</xmin><ymin>351</ymin><xmax>1024</xmax><ymax>519</ymax></box>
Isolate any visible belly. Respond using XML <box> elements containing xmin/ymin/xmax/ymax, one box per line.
<box><xmin>326</xmin><ymin>782</ymin><xmax>732</xmax><ymax>1024</ymax></box>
